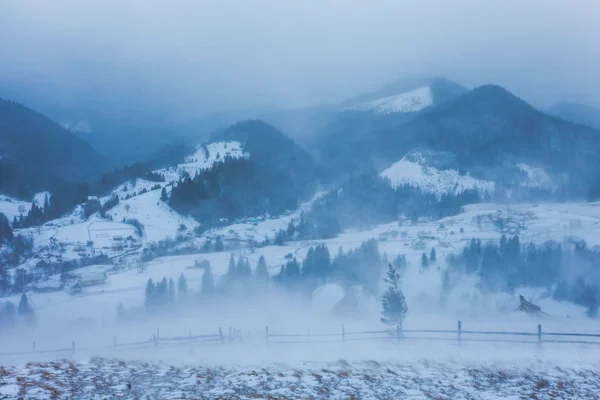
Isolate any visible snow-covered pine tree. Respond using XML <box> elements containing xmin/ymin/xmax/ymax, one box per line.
<box><xmin>381</xmin><ymin>264</ymin><xmax>408</xmax><ymax>327</ymax></box>
<box><xmin>226</xmin><ymin>254</ymin><xmax>237</xmax><ymax>282</ymax></box>
<box><xmin>421</xmin><ymin>253</ymin><xmax>429</xmax><ymax>268</ymax></box>
<box><xmin>145</xmin><ymin>279</ymin><xmax>155</xmax><ymax>311</ymax></box>
<box><xmin>17</xmin><ymin>293</ymin><xmax>32</xmax><ymax>316</ymax></box>
<box><xmin>201</xmin><ymin>265</ymin><xmax>215</xmax><ymax>297</ymax></box>
<box><xmin>168</xmin><ymin>278</ymin><xmax>176</xmax><ymax>303</ymax></box>
<box><xmin>178</xmin><ymin>273</ymin><xmax>188</xmax><ymax>300</ymax></box>
<box><xmin>237</xmin><ymin>256</ymin><xmax>252</xmax><ymax>279</ymax></box>
<box><xmin>255</xmin><ymin>255</ymin><xmax>269</xmax><ymax>282</ymax></box>
<box><xmin>214</xmin><ymin>236</ymin><xmax>224</xmax><ymax>252</ymax></box>
<box><xmin>430</xmin><ymin>247</ymin><xmax>437</xmax><ymax>262</ymax></box>
<box><xmin>159</xmin><ymin>277</ymin><xmax>168</xmax><ymax>306</ymax></box>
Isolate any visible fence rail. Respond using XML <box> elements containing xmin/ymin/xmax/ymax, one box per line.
<box><xmin>264</xmin><ymin>321</ymin><xmax>600</xmax><ymax>347</ymax></box>
<box><xmin>2</xmin><ymin>322</ymin><xmax>600</xmax><ymax>358</ymax></box>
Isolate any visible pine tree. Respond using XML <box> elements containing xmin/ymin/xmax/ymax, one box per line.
<box><xmin>381</xmin><ymin>264</ymin><xmax>408</xmax><ymax>327</ymax></box>
<box><xmin>421</xmin><ymin>253</ymin><xmax>429</xmax><ymax>268</ymax></box>
<box><xmin>168</xmin><ymin>278</ymin><xmax>176</xmax><ymax>303</ymax></box>
<box><xmin>255</xmin><ymin>255</ymin><xmax>269</xmax><ymax>282</ymax></box>
<box><xmin>0</xmin><ymin>213</ymin><xmax>13</xmax><ymax>243</ymax></box>
<box><xmin>160</xmin><ymin>187</ymin><xmax>168</xmax><ymax>202</ymax></box>
<box><xmin>17</xmin><ymin>293</ymin><xmax>33</xmax><ymax>316</ymax></box>
<box><xmin>178</xmin><ymin>273</ymin><xmax>188</xmax><ymax>300</ymax></box>
<box><xmin>286</xmin><ymin>220</ymin><xmax>295</xmax><ymax>238</ymax></box>
<box><xmin>237</xmin><ymin>256</ymin><xmax>252</xmax><ymax>279</ymax></box>
<box><xmin>201</xmin><ymin>265</ymin><xmax>215</xmax><ymax>297</ymax></box>
<box><xmin>145</xmin><ymin>279</ymin><xmax>156</xmax><ymax>311</ymax></box>
<box><xmin>158</xmin><ymin>277</ymin><xmax>168</xmax><ymax>306</ymax></box>
<box><xmin>226</xmin><ymin>254</ymin><xmax>237</xmax><ymax>283</ymax></box>
<box><xmin>43</xmin><ymin>193</ymin><xmax>50</xmax><ymax>211</ymax></box>
<box><xmin>430</xmin><ymin>247</ymin><xmax>437</xmax><ymax>262</ymax></box>
<box><xmin>12</xmin><ymin>216</ymin><xmax>19</xmax><ymax>230</ymax></box>
<box><xmin>214</xmin><ymin>236</ymin><xmax>225</xmax><ymax>252</ymax></box>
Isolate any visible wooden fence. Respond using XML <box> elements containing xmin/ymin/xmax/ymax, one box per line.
<box><xmin>1</xmin><ymin>322</ymin><xmax>599</xmax><ymax>358</ymax></box>
<box><xmin>265</xmin><ymin>321</ymin><xmax>600</xmax><ymax>346</ymax></box>
<box><xmin>0</xmin><ymin>327</ymin><xmax>243</xmax><ymax>358</ymax></box>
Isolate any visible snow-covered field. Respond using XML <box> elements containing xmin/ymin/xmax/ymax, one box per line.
<box><xmin>4</xmin><ymin>198</ymin><xmax>600</xmax><ymax>398</ymax></box>
<box><xmin>1</xmin><ymin>345</ymin><xmax>600</xmax><ymax>399</ymax></box>
<box><xmin>4</xmin><ymin>200</ymin><xmax>600</xmax><ymax>353</ymax></box>
<box><xmin>345</xmin><ymin>86</ymin><xmax>433</xmax><ymax>113</ymax></box>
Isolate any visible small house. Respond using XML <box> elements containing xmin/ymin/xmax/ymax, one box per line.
<box><xmin>33</xmin><ymin>279</ymin><xmax>64</xmax><ymax>293</ymax></box>
<box><xmin>77</xmin><ymin>271</ymin><xmax>107</xmax><ymax>287</ymax></box>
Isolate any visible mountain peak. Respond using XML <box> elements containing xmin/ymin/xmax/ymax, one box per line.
<box><xmin>340</xmin><ymin>76</ymin><xmax>467</xmax><ymax>113</ymax></box>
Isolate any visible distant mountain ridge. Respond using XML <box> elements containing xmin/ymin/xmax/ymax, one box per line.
<box><xmin>312</xmin><ymin>77</ymin><xmax>467</xmax><ymax>179</ymax></box>
<box><xmin>547</xmin><ymin>102</ymin><xmax>600</xmax><ymax>130</ymax></box>
<box><xmin>0</xmin><ymin>98</ymin><xmax>107</xmax><ymax>197</ymax></box>
<box><xmin>340</xmin><ymin>76</ymin><xmax>467</xmax><ymax>111</ymax></box>
<box><xmin>374</xmin><ymin>85</ymin><xmax>600</xmax><ymax>195</ymax></box>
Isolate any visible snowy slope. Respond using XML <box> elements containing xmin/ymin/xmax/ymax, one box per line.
<box><xmin>345</xmin><ymin>86</ymin><xmax>433</xmax><ymax>113</ymax></box>
<box><xmin>381</xmin><ymin>157</ymin><xmax>494</xmax><ymax>197</ymax></box>
<box><xmin>0</xmin><ymin>195</ymin><xmax>31</xmax><ymax>221</ymax></box>
<box><xmin>517</xmin><ymin>163</ymin><xmax>557</xmax><ymax>190</ymax></box>
<box><xmin>157</xmin><ymin>141</ymin><xmax>249</xmax><ymax>182</ymax></box>
<box><xmin>106</xmin><ymin>187</ymin><xmax>199</xmax><ymax>243</ymax></box>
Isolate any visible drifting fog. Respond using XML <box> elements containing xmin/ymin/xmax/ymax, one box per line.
<box><xmin>1</xmin><ymin>0</ymin><xmax>600</xmax><ymax>114</ymax></box>
<box><xmin>2</xmin><ymin>0</ymin><xmax>600</xmax><ymax>369</ymax></box>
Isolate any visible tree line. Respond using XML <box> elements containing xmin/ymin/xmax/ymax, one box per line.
<box><xmin>444</xmin><ymin>235</ymin><xmax>600</xmax><ymax>316</ymax></box>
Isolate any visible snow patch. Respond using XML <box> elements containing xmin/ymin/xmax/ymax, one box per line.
<box><xmin>62</xmin><ymin>120</ymin><xmax>92</xmax><ymax>134</ymax></box>
<box><xmin>517</xmin><ymin>163</ymin><xmax>557</xmax><ymax>191</ymax></box>
<box><xmin>345</xmin><ymin>86</ymin><xmax>433</xmax><ymax>113</ymax></box>
<box><xmin>0</xmin><ymin>195</ymin><xmax>31</xmax><ymax>221</ymax></box>
<box><xmin>33</xmin><ymin>191</ymin><xmax>51</xmax><ymax>209</ymax></box>
<box><xmin>381</xmin><ymin>157</ymin><xmax>494</xmax><ymax>197</ymax></box>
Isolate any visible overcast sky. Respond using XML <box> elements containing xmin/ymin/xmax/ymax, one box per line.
<box><xmin>1</xmin><ymin>0</ymin><xmax>599</xmax><ymax>115</ymax></box>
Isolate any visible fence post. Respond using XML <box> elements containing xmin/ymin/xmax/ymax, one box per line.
<box><xmin>32</xmin><ymin>342</ymin><xmax>35</xmax><ymax>353</ymax></box>
<box><xmin>457</xmin><ymin>321</ymin><xmax>462</xmax><ymax>346</ymax></box>
<box><xmin>265</xmin><ymin>325</ymin><xmax>269</xmax><ymax>346</ymax></box>
<box><xmin>342</xmin><ymin>324</ymin><xmax>345</xmax><ymax>343</ymax></box>
<box><xmin>189</xmin><ymin>329</ymin><xmax>192</xmax><ymax>338</ymax></box>
<box><xmin>538</xmin><ymin>324</ymin><xmax>542</xmax><ymax>347</ymax></box>
<box><xmin>396</xmin><ymin>325</ymin><xmax>401</xmax><ymax>344</ymax></box>
<box><xmin>308</xmin><ymin>328</ymin><xmax>311</xmax><ymax>344</ymax></box>
<box><xmin>72</xmin><ymin>341</ymin><xmax>75</xmax><ymax>354</ymax></box>
<box><xmin>219</xmin><ymin>327</ymin><xmax>224</xmax><ymax>343</ymax></box>
<box><xmin>113</xmin><ymin>336</ymin><xmax>116</xmax><ymax>349</ymax></box>
<box><xmin>157</xmin><ymin>328</ymin><xmax>160</xmax><ymax>342</ymax></box>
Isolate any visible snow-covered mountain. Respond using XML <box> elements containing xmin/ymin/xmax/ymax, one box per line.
<box><xmin>380</xmin><ymin>153</ymin><xmax>495</xmax><ymax>197</ymax></box>
<box><xmin>340</xmin><ymin>76</ymin><xmax>467</xmax><ymax>112</ymax></box>
<box><xmin>344</xmin><ymin>86</ymin><xmax>433</xmax><ymax>114</ymax></box>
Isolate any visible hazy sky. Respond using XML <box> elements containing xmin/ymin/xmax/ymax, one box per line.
<box><xmin>1</xmin><ymin>0</ymin><xmax>599</xmax><ymax>115</ymax></box>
